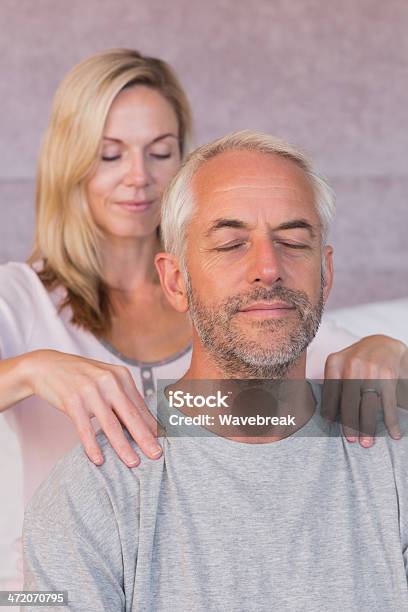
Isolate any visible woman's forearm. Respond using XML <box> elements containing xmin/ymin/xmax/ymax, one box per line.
<box><xmin>0</xmin><ymin>348</ymin><xmax>162</xmax><ymax>465</ymax></box>
<box><xmin>0</xmin><ymin>351</ymin><xmax>37</xmax><ymax>412</ymax></box>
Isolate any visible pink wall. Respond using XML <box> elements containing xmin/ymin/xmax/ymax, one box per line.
<box><xmin>1</xmin><ymin>0</ymin><xmax>407</xmax><ymax>307</ymax></box>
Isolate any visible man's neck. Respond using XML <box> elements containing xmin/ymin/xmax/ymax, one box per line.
<box><xmin>169</xmin><ymin>341</ymin><xmax>315</xmax><ymax>444</ymax></box>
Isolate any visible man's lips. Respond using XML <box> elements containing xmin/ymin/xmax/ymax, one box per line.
<box><xmin>240</xmin><ymin>301</ymin><xmax>295</xmax><ymax>311</ymax></box>
<box><xmin>238</xmin><ymin>302</ymin><xmax>296</xmax><ymax>318</ymax></box>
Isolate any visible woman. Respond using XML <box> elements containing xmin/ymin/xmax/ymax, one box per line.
<box><xmin>0</xmin><ymin>49</ymin><xmax>406</xmax><ymax>587</ymax></box>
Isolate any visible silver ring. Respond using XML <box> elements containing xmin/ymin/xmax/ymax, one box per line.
<box><xmin>361</xmin><ymin>388</ymin><xmax>380</xmax><ymax>397</ymax></box>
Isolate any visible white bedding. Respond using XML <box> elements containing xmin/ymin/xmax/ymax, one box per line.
<box><xmin>326</xmin><ymin>298</ymin><xmax>408</xmax><ymax>344</ymax></box>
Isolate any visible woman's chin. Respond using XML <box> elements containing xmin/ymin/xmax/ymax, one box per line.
<box><xmin>100</xmin><ymin>221</ymin><xmax>161</xmax><ymax>243</ymax></box>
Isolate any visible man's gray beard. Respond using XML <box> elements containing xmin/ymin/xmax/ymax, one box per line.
<box><xmin>186</xmin><ymin>276</ymin><xmax>324</xmax><ymax>379</ymax></box>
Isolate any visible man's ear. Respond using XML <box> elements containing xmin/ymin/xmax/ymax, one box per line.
<box><xmin>322</xmin><ymin>245</ymin><xmax>334</xmax><ymax>304</ymax></box>
<box><xmin>155</xmin><ymin>252</ymin><xmax>189</xmax><ymax>313</ymax></box>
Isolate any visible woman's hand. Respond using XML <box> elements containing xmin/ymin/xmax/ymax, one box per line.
<box><xmin>321</xmin><ymin>335</ymin><xmax>408</xmax><ymax>447</ymax></box>
<box><xmin>23</xmin><ymin>349</ymin><xmax>163</xmax><ymax>467</ymax></box>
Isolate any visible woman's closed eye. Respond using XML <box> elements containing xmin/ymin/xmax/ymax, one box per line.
<box><xmin>101</xmin><ymin>154</ymin><xmax>121</xmax><ymax>162</ymax></box>
<box><xmin>149</xmin><ymin>145</ymin><xmax>174</xmax><ymax>160</ymax></box>
<box><xmin>150</xmin><ymin>152</ymin><xmax>172</xmax><ymax>159</ymax></box>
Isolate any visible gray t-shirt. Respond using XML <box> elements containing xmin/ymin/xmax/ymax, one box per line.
<box><xmin>23</xmin><ymin>385</ymin><xmax>408</xmax><ymax>611</ymax></box>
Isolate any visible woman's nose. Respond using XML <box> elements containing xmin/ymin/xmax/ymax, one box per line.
<box><xmin>123</xmin><ymin>152</ymin><xmax>150</xmax><ymax>188</ymax></box>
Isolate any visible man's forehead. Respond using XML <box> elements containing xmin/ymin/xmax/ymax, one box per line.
<box><xmin>191</xmin><ymin>149</ymin><xmax>317</xmax><ymax>221</ymax></box>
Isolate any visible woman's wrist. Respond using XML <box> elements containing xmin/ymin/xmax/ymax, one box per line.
<box><xmin>0</xmin><ymin>351</ymin><xmax>48</xmax><ymax>412</ymax></box>
<box><xmin>16</xmin><ymin>350</ymin><xmax>48</xmax><ymax>397</ymax></box>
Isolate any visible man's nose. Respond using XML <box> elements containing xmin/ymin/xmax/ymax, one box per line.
<box><xmin>123</xmin><ymin>152</ymin><xmax>150</xmax><ymax>188</ymax></box>
<box><xmin>245</xmin><ymin>238</ymin><xmax>283</xmax><ymax>286</ymax></box>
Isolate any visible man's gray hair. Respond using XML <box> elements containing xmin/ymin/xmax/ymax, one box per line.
<box><xmin>160</xmin><ymin>130</ymin><xmax>335</xmax><ymax>273</ymax></box>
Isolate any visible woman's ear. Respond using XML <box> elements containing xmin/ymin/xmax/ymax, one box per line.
<box><xmin>155</xmin><ymin>252</ymin><xmax>189</xmax><ymax>313</ymax></box>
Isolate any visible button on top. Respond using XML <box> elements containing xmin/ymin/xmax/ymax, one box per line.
<box><xmin>142</xmin><ymin>369</ymin><xmax>151</xmax><ymax>380</ymax></box>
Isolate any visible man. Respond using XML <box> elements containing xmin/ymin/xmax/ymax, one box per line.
<box><xmin>24</xmin><ymin>131</ymin><xmax>408</xmax><ymax>611</ymax></box>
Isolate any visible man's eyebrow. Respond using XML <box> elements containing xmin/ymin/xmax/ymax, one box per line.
<box><xmin>102</xmin><ymin>133</ymin><xmax>179</xmax><ymax>145</ymax></box>
<box><xmin>204</xmin><ymin>218</ymin><xmax>317</xmax><ymax>238</ymax></box>
<box><xmin>274</xmin><ymin>219</ymin><xmax>317</xmax><ymax>238</ymax></box>
<box><xmin>204</xmin><ymin>218</ymin><xmax>249</xmax><ymax>237</ymax></box>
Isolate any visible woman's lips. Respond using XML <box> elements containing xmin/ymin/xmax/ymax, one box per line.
<box><xmin>114</xmin><ymin>200</ymin><xmax>154</xmax><ymax>212</ymax></box>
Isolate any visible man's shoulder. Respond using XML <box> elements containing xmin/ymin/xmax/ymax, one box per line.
<box><xmin>23</xmin><ymin>432</ymin><xmax>149</xmax><ymax>599</ymax></box>
<box><xmin>94</xmin><ymin>427</ymin><xmax>167</xmax><ymax>485</ymax></box>
<box><xmin>26</xmin><ymin>428</ymin><xmax>165</xmax><ymax>522</ymax></box>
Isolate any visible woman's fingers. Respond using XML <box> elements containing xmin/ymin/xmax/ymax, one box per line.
<box><xmin>97</xmin><ymin>369</ymin><xmax>163</xmax><ymax>460</ymax></box>
<box><xmin>113</xmin><ymin>400</ymin><xmax>163</xmax><ymax>460</ymax></box>
<box><xmin>358</xmin><ymin>385</ymin><xmax>382</xmax><ymax>447</ymax></box>
<box><xmin>322</xmin><ymin>337</ymin><xmax>408</xmax><ymax>445</ymax></box>
<box><xmin>321</xmin><ymin>354</ymin><xmax>343</xmax><ymax>422</ymax></box>
<box><xmin>84</xmin><ymin>384</ymin><xmax>142</xmax><ymax>467</ymax></box>
<box><xmin>381</xmin><ymin>380</ymin><xmax>400</xmax><ymax>439</ymax></box>
<box><xmin>321</xmin><ymin>379</ymin><xmax>341</xmax><ymax>423</ymax></box>
<box><xmin>116</xmin><ymin>367</ymin><xmax>160</xmax><ymax>436</ymax></box>
<box><xmin>65</xmin><ymin>397</ymin><xmax>106</xmax><ymax>466</ymax></box>
<box><xmin>322</xmin><ymin>357</ymin><xmax>361</xmax><ymax>441</ymax></box>
<box><xmin>339</xmin><ymin>380</ymin><xmax>361</xmax><ymax>442</ymax></box>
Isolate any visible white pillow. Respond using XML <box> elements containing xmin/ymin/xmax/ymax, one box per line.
<box><xmin>326</xmin><ymin>298</ymin><xmax>408</xmax><ymax>344</ymax></box>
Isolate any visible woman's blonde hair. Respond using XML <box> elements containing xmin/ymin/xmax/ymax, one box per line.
<box><xmin>29</xmin><ymin>48</ymin><xmax>192</xmax><ymax>334</ymax></box>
